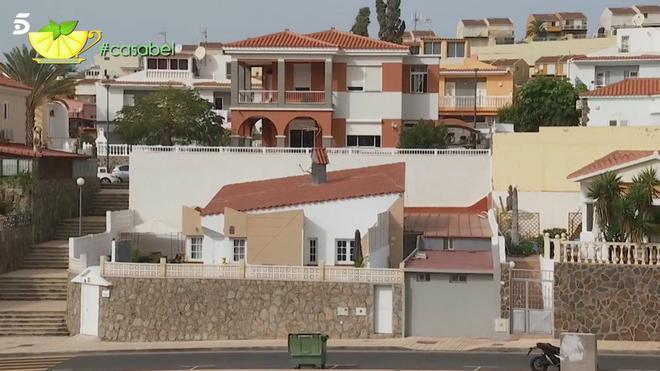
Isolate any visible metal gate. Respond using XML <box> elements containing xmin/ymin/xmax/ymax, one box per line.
<box><xmin>511</xmin><ymin>269</ymin><xmax>554</xmax><ymax>334</ymax></box>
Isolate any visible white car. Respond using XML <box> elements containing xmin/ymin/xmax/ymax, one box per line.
<box><xmin>97</xmin><ymin>166</ymin><xmax>120</xmax><ymax>184</ymax></box>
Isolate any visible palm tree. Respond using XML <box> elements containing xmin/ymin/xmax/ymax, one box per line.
<box><xmin>587</xmin><ymin>172</ymin><xmax>623</xmax><ymax>241</ymax></box>
<box><xmin>0</xmin><ymin>45</ymin><xmax>76</xmax><ymax>145</ymax></box>
<box><xmin>527</xmin><ymin>19</ymin><xmax>547</xmax><ymax>40</ymax></box>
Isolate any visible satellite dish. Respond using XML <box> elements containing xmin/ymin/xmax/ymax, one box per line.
<box><xmin>194</xmin><ymin>46</ymin><xmax>206</xmax><ymax>60</ymax></box>
<box><xmin>632</xmin><ymin>13</ymin><xmax>645</xmax><ymax>27</ymax></box>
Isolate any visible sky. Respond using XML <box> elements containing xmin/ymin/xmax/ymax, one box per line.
<box><xmin>0</xmin><ymin>0</ymin><xmax>647</xmax><ymax>61</ymax></box>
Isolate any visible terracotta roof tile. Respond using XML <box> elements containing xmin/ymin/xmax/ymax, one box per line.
<box><xmin>192</xmin><ymin>81</ymin><xmax>231</xmax><ymax>88</ymax></box>
<box><xmin>306</xmin><ymin>29</ymin><xmax>409</xmax><ymax>50</ymax></box>
<box><xmin>224</xmin><ymin>29</ymin><xmax>338</xmax><ymax>49</ymax></box>
<box><xmin>101</xmin><ymin>79</ymin><xmax>185</xmax><ymax>86</ymax></box>
<box><xmin>608</xmin><ymin>7</ymin><xmax>637</xmax><ymax>15</ymax></box>
<box><xmin>634</xmin><ymin>5</ymin><xmax>660</xmax><ymax>13</ymax></box>
<box><xmin>404</xmin><ymin>196</ymin><xmax>490</xmax><ymax>215</ymax></box>
<box><xmin>535</xmin><ymin>55</ymin><xmax>579</xmax><ymax>64</ymax></box>
<box><xmin>405</xmin><ymin>30</ymin><xmax>437</xmax><ymax>39</ymax></box>
<box><xmin>531</xmin><ymin>13</ymin><xmax>561</xmax><ymax>22</ymax></box>
<box><xmin>486</xmin><ymin>18</ymin><xmax>513</xmax><ymax>26</ymax></box>
<box><xmin>567</xmin><ymin>150</ymin><xmax>658</xmax><ymax>180</ymax></box>
<box><xmin>404</xmin><ymin>211</ymin><xmax>491</xmax><ymax>238</ymax></box>
<box><xmin>405</xmin><ymin>250</ymin><xmax>493</xmax><ymax>273</ymax></box>
<box><xmin>0</xmin><ymin>75</ymin><xmax>31</xmax><ymax>91</ymax></box>
<box><xmin>581</xmin><ymin>78</ymin><xmax>660</xmax><ymax>97</ymax></box>
<box><xmin>201</xmin><ymin>163</ymin><xmax>405</xmax><ymax>216</ymax></box>
<box><xmin>573</xmin><ymin>55</ymin><xmax>660</xmax><ymax>62</ymax></box>
<box><xmin>312</xmin><ymin>147</ymin><xmax>329</xmax><ymax>165</ymax></box>
<box><xmin>461</xmin><ymin>19</ymin><xmax>487</xmax><ymax>26</ymax></box>
<box><xmin>486</xmin><ymin>58</ymin><xmax>524</xmax><ymax>67</ymax></box>
<box><xmin>557</xmin><ymin>12</ymin><xmax>587</xmax><ymax>20</ymax></box>
<box><xmin>0</xmin><ymin>143</ymin><xmax>87</xmax><ymax>159</ymax></box>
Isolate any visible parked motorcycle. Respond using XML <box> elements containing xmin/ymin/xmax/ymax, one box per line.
<box><xmin>528</xmin><ymin>342</ymin><xmax>561</xmax><ymax>370</ymax></box>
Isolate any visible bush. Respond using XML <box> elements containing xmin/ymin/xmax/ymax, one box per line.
<box><xmin>506</xmin><ymin>238</ymin><xmax>540</xmax><ymax>257</ymax></box>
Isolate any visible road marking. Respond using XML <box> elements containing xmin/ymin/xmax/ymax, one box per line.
<box><xmin>464</xmin><ymin>366</ymin><xmax>497</xmax><ymax>370</ymax></box>
<box><xmin>180</xmin><ymin>365</ymin><xmax>217</xmax><ymax>370</ymax></box>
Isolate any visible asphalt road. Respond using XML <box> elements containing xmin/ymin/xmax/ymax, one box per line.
<box><xmin>48</xmin><ymin>349</ymin><xmax>660</xmax><ymax>370</ymax></box>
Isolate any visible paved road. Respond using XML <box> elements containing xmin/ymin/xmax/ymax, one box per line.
<box><xmin>47</xmin><ymin>349</ymin><xmax>660</xmax><ymax>370</ymax></box>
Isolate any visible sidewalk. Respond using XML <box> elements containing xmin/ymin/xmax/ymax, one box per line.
<box><xmin>0</xmin><ymin>335</ymin><xmax>659</xmax><ymax>357</ymax></box>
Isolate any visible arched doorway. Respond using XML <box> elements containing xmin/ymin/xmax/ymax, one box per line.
<box><xmin>285</xmin><ymin>118</ymin><xmax>321</xmax><ymax>148</ymax></box>
<box><xmin>237</xmin><ymin>117</ymin><xmax>278</xmax><ymax>147</ymax></box>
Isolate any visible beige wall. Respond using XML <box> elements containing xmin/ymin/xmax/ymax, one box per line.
<box><xmin>223</xmin><ymin>207</ymin><xmax>248</xmax><ymax>238</ymax></box>
<box><xmin>388</xmin><ymin>196</ymin><xmax>405</xmax><ymax>268</ymax></box>
<box><xmin>181</xmin><ymin>206</ymin><xmax>202</xmax><ymax>236</ymax></box>
<box><xmin>474</xmin><ymin>37</ymin><xmax>615</xmax><ymax>65</ymax></box>
<box><xmin>246</xmin><ymin>210</ymin><xmax>303</xmax><ymax>266</ymax></box>
<box><xmin>493</xmin><ymin>126</ymin><xmax>660</xmax><ymax>192</ymax></box>
<box><xmin>0</xmin><ymin>86</ymin><xmax>29</xmax><ymax>144</ymax></box>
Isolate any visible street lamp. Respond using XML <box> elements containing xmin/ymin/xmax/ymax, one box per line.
<box><xmin>103</xmin><ymin>70</ymin><xmax>110</xmax><ymax>168</ymax></box>
<box><xmin>76</xmin><ymin>177</ymin><xmax>85</xmax><ymax>236</ymax></box>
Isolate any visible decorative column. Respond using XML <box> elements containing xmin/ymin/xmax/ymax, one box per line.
<box><xmin>230</xmin><ymin>59</ymin><xmax>239</xmax><ymax>106</ymax></box>
<box><xmin>275</xmin><ymin>135</ymin><xmax>286</xmax><ymax>147</ymax></box>
<box><xmin>324</xmin><ymin>58</ymin><xmax>332</xmax><ymax>108</ymax></box>
<box><xmin>277</xmin><ymin>59</ymin><xmax>285</xmax><ymax>106</ymax></box>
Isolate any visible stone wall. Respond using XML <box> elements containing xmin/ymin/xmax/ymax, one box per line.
<box><xmin>66</xmin><ymin>274</ymin><xmax>81</xmax><ymax>336</ymax></box>
<box><xmin>95</xmin><ymin>277</ymin><xmax>403</xmax><ymax>341</ymax></box>
<box><xmin>554</xmin><ymin>263</ymin><xmax>660</xmax><ymax>341</ymax></box>
<box><xmin>0</xmin><ymin>226</ymin><xmax>31</xmax><ymax>274</ymax></box>
<box><xmin>500</xmin><ymin>263</ymin><xmax>511</xmax><ymax>319</ymax></box>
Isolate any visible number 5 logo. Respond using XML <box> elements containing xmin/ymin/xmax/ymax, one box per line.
<box><xmin>13</xmin><ymin>13</ymin><xmax>30</xmax><ymax>35</ymax></box>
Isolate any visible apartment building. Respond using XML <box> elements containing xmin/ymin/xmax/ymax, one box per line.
<box><xmin>0</xmin><ymin>75</ymin><xmax>31</xmax><ymax>144</ymax></box>
<box><xmin>223</xmin><ymin>28</ymin><xmax>439</xmax><ymax>148</ymax></box>
<box><xmin>527</xmin><ymin>12</ymin><xmax>587</xmax><ymax>40</ymax></box>
<box><xmin>600</xmin><ymin>5</ymin><xmax>660</xmax><ymax>36</ymax></box>
<box><xmin>402</xmin><ymin>30</ymin><xmax>437</xmax><ymax>54</ymax></box>
<box><xmin>456</xmin><ymin>18</ymin><xmax>515</xmax><ymax>47</ymax></box>
<box><xmin>580</xmin><ymin>78</ymin><xmax>660</xmax><ymax>127</ymax></box>
<box><xmin>533</xmin><ymin>55</ymin><xmax>578</xmax><ymax>77</ymax></box>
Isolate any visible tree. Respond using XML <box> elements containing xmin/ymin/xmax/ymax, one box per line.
<box><xmin>375</xmin><ymin>0</ymin><xmax>406</xmax><ymax>43</ymax></box>
<box><xmin>398</xmin><ymin>120</ymin><xmax>447</xmax><ymax>149</ymax></box>
<box><xmin>350</xmin><ymin>7</ymin><xmax>371</xmax><ymax>37</ymax></box>
<box><xmin>0</xmin><ymin>45</ymin><xmax>76</xmax><ymax>145</ymax></box>
<box><xmin>527</xmin><ymin>19</ymin><xmax>547</xmax><ymax>40</ymax></box>
<box><xmin>115</xmin><ymin>88</ymin><xmax>228</xmax><ymax>146</ymax></box>
<box><xmin>498</xmin><ymin>77</ymin><xmax>582</xmax><ymax>132</ymax></box>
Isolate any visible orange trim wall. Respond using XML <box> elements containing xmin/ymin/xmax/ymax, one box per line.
<box><xmin>381</xmin><ymin>119</ymin><xmax>402</xmax><ymax>148</ymax></box>
<box><xmin>332</xmin><ymin>62</ymin><xmax>346</xmax><ymax>92</ymax></box>
<box><xmin>311</xmin><ymin>62</ymin><xmax>324</xmax><ymax>91</ymax></box>
<box><xmin>331</xmin><ymin>118</ymin><xmax>346</xmax><ymax>147</ymax></box>
<box><xmin>382</xmin><ymin>63</ymin><xmax>403</xmax><ymax>92</ymax></box>
<box><xmin>232</xmin><ymin>110</ymin><xmax>333</xmax><ymax>141</ymax></box>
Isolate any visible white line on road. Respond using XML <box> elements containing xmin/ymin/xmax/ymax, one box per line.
<box><xmin>464</xmin><ymin>366</ymin><xmax>497</xmax><ymax>370</ymax></box>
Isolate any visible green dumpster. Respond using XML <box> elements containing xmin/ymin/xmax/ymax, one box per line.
<box><xmin>287</xmin><ymin>332</ymin><xmax>329</xmax><ymax>369</ymax></box>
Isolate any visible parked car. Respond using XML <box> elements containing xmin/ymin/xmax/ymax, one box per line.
<box><xmin>97</xmin><ymin>167</ymin><xmax>119</xmax><ymax>184</ymax></box>
<box><xmin>112</xmin><ymin>164</ymin><xmax>129</xmax><ymax>183</ymax></box>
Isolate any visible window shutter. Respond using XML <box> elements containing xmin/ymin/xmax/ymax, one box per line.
<box><xmin>347</xmin><ymin>66</ymin><xmax>364</xmax><ymax>90</ymax></box>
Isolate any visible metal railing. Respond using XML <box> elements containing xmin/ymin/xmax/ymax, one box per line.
<box><xmin>543</xmin><ymin>234</ymin><xmax>660</xmax><ymax>265</ymax></box>
<box><xmin>440</xmin><ymin>95</ymin><xmax>512</xmax><ymax>110</ymax></box>
<box><xmin>101</xmin><ymin>258</ymin><xmax>404</xmax><ymax>283</ymax></box>
<box><xmin>238</xmin><ymin>90</ymin><xmax>278</xmax><ymax>104</ymax></box>
<box><xmin>98</xmin><ymin>144</ymin><xmax>491</xmax><ymax>157</ymax></box>
<box><xmin>285</xmin><ymin>91</ymin><xmax>326</xmax><ymax>104</ymax></box>
<box><xmin>145</xmin><ymin>70</ymin><xmax>193</xmax><ymax>80</ymax></box>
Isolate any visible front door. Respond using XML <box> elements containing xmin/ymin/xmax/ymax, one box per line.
<box><xmin>374</xmin><ymin>285</ymin><xmax>393</xmax><ymax>334</ymax></box>
<box><xmin>306</xmin><ymin>238</ymin><xmax>318</xmax><ymax>266</ymax></box>
<box><xmin>80</xmin><ymin>284</ymin><xmax>99</xmax><ymax>336</ymax></box>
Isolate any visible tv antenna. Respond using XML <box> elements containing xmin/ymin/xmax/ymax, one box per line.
<box><xmin>157</xmin><ymin>31</ymin><xmax>167</xmax><ymax>43</ymax></box>
<box><xmin>411</xmin><ymin>12</ymin><xmax>432</xmax><ymax>31</ymax></box>
<box><xmin>201</xmin><ymin>28</ymin><xmax>208</xmax><ymax>43</ymax></box>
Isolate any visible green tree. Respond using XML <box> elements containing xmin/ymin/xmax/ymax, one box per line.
<box><xmin>498</xmin><ymin>77</ymin><xmax>582</xmax><ymax>132</ymax></box>
<box><xmin>398</xmin><ymin>120</ymin><xmax>447</xmax><ymax>149</ymax></box>
<box><xmin>375</xmin><ymin>0</ymin><xmax>406</xmax><ymax>43</ymax></box>
<box><xmin>527</xmin><ymin>19</ymin><xmax>547</xmax><ymax>40</ymax></box>
<box><xmin>0</xmin><ymin>45</ymin><xmax>76</xmax><ymax>145</ymax></box>
<box><xmin>350</xmin><ymin>7</ymin><xmax>371</xmax><ymax>37</ymax></box>
<box><xmin>115</xmin><ymin>88</ymin><xmax>228</xmax><ymax>146</ymax></box>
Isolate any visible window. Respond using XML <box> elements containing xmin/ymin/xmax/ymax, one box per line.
<box><xmin>232</xmin><ymin>239</ymin><xmax>246</xmax><ymax>262</ymax></box>
<box><xmin>585</xmin><ymin>203</ymin><xmax>594</xmax><ymax>232</ymax></box>
<box><xmin>404</xmin><ymin>121</ymin><xmax>418</xmax><ymax>128</ymax></box>
<box><xmin>609</xmin><ymin>120</ymin><xmax>617</xmax><ymax>127</ymax></box>
<box><xmin>213</xmin><ymin>96</ymin><xmax>223</xmax><ymax>110</ymax></box>
<box><xmin>189</xmin><ymin>237</ymin><xmax>203</xmax><ymax>260</ymax></box>
<box><xmin>620</xmin><ymin>35</ymin><xmax>630</xmax><ymax>53</ymax></box>
<box><xmin>450</xmin><ymin>274</ymin><xmax>467</xmax><ymax>283</ymax></box>
<box><xmin>119</xmin><ymin>165</ymin><xmax>129</xmax><ymax>171</ymax></box>
<box><xmin>2</xmin><ymin>102</ymin><xmax>8</xmax><ymax>120</ymax></box>
<box><xmin>157</xmin><ymin>58</ymin><xmax>168</xmax><ymax>70</ymax></box>
<box><xmin>178</xmin><ymin>59</ymin><xmax>189</xmax><ymax>70</ymax></box>
<box><xmin>423</xmin><ymin>41</ymin><xmax>441</xmax><ymax>55</ymax></box>
<box><xmin>416</xmin><ymin>273</ymin><xmax>431</xmax><ymax>282</ymax></box>
<box><xmin>123</xmin><ymin>94</ymin><xmax>135</xmax><ymax>107</ymax></box>
<box><xmin>147</xmin><ymin>58</ymin><xmax>157</xmax><ymax>69</ymax></box>
<box><xmin>410</xmin><ymin>65</ymin><xmax>428</xmax><ymax>93</ymax></box>
<box><xmin>336</xmin><ymin>239</ymin><xmax>355</xmax><ymax>264</ymax></box>
<box><xmin>624</xmin><ymin>70</ymin><xmax>638</xmax><ymax>79</ymax></box>
<box><xmin>409</xmin><ymin>45</ymin><xmax>420</xmax><ymax>55</ymax></box>
<box><xmin>170</xmin><ymin>59</ymin><xmax>179</xmax><ymax>70</ymax></box>
<box><xmin>620</xmin><ymin>120</ymin><xmax>628</xmax><ymax>127</ymax></box>
<box><xmin>347</xmin><ymin>135</ymin><xmax>381</xmax><ymax>147</ymax></box>
<box><xmin>447</xmin><ymin>42</ymin><xmax>466</xmax><ymax>58</ymax></box>
<box><xmin>346</xmin><ymin>66</ymin><xmax>382</xmax><ymax>92</ymax></box>
<box><xmin>308</xmin><ymin>238</ymin><xmax>317</xmax><ymax>265</ymax></box>
<box><xmin>226</xmin><ymin>62</ymin><xmax>232</xmax><ymax>79</ymax></box>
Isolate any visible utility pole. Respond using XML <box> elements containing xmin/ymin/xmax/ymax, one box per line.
<box><xmin>473</xmin><ymin>68</ymin><xmax>478</xmax><ymax>129</ymax></box>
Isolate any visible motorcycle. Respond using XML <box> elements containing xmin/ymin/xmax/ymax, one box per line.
<box><xmin>528</xmin><ymin>342</ymin><xmax>561</xmax><ymax>370</ymax></box>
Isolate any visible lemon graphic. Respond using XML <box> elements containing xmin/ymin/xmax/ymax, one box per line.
<box><xmin>28</xmin><ymin>20</ymin><xmax>101</xmax><ymax>63</ymax></box>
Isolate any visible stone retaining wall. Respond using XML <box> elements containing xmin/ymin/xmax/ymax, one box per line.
<box><xmin>0</xmin><ymin>226</ymin><xmax>31</xmax><ymax>274</ymax></box>
<box><xmin>67</xmin><ymin>273</ymin><xmax>81</xmax><ymax>336</ymax></box>
<box><xmin>91</xmin><ymin>277</ymin><xmax>402</xmax><ymax>342</ymax></box>
<box><xmin>554</xmin><ymin>263</ymin><xmax>660</xmax><ymax>341</ymax></box>
<box><xmin>500</xmin><ymin>263</ymin><xmax>510</xmax><ymax>319</ymax></box>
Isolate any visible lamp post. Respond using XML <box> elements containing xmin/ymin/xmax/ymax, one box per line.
<box><xmin>473</xmin><ymin>68</ymin><xmax>478</xmax><ymax>129</ymax></box>
<box><xmin>76</xmin><ymin>177</ymin><xmax>85</xmax><ymax>236</ymax></box>
<box><xmin>103</xmin><ymin>70</ymin><xmax>110</xmax><ymax>168</ymax></box>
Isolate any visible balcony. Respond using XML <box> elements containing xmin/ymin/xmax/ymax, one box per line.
<box><xmin>284</xmin><ymin>91</ymin><xmax>326</xmax><ymax>104</ymax></box>
<box><xmin>238</xmin><ymin>90</ymin><xmax>327</xmax><ymax>105</ymax></box>
<box><xmin>440</xmin><ymin>95</ymin><xmax>512</xmax><ymax>111</ymax></box>
<box><xmin>145</xmin><ymin>70</ymin><xmax>193</xmax><ymax>81</ymax></box>
<box><xmin>238</xmin><ymin>90</ymin><xmax>278</xmax><ymax>104</ymax></box>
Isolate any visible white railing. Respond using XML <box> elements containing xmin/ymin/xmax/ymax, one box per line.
<box><xmin>238</xmin><ymin>90</ymin><xmax>278</xmax><ymax>104</ymax></box>
<box><xmin>99</xmin><ymin>144</ymin><xmax>490</xmax><ymax>157</ymax></box>
<box><xmin>544</xmin><ymin>234</ymin><xmax>660</xmax><ymax>265</ymax></box>
<box><xmin>285</xmin><ymin>91</ymin><xmax>326</xmax><ymax>104</ymax></box>
<box><xmin>440</xmin><ymin>95</ymin><xmax>512</xmax><ymax>110</ymax></box>
<box><xmin>212</xmin><ymin>109</ymin><xmax>230</xmax><ymax>121</ymax></box>
<box><xmin>145</xmin><ymin>70</ymin><xmax>193</xmax><ymax>80</ymax></box>
<box><xmin>101</xmin><ymin>259</ymin><xmax>404</xmax><ymax>283</ymax></box>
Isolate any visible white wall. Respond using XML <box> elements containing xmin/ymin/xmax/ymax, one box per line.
<box><xmin>46</xmin><ymin>101</ymin><xmax>70</xmax><ymax>150</ymax></box>
<box><xmin>586</xmin><ymin>97</ymin><xmax>660</xmax><ymax>126</ymax></box>
<box><xmin>131</xmin><ymin>152</ymin><xmax>492</xmax><ymax>230</ymax></box>
<box><xmin>333</xmin><ymin>92</ymin><xmax>402</xmax><ymax>120</ymax></box>
<box><xmin>402</xmin><ymin>93</ymin><xmax>439</xmax><ymax>120</ymax></box>
<box><xmin>107</xmin><ymin>209</ymin><xmax>136</xmax><ymax>239</ymax></box>
<box><xmin>197</xmin><ymin>53</ymin><xmax>231</xmax><ymax>82</ymax></box>
<box><xmin>618</xmin><ymin>28</ymin><xmax>660</xmax><ymax>54</ymax></box>
<box><xmin>492</xmin><ymin>190</ymin><xmax>582</xmax><ymax>231</ymax></box>
<box><xmin>95</xmin><ymin>84</ymin><xmax>124</xmax><ymax>122</ymax></box>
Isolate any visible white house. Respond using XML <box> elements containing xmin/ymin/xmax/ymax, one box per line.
<box><xmin>600</xmin><ymin>5</ymin><xmax>660</xmax><ymax>36</ymax></box>
<box><xmin>182</xmin><ymin>151</ymin><xmax>405</xmax><ymax>268</ymax></box>
<box><xmin>569</xmin><ymin>28</ymin><xmax>660</xmax><ymax>90</ymax></box>
<box><xmin>580</xmin><ymin>78</ymin><xmax>660</xmax><ymax>126</ymax></box>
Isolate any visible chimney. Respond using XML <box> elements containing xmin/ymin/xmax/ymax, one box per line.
<box><xmin>311</xmin><ymin>147</ymin><xmax>329</xmax><ymax>185</ymax></box>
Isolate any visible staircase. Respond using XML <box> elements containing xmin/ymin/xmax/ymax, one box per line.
<box><xmin>20</xmin><ymin>240</ymin><xmax>69</xmax><ymax>270</ymax></box>
<box><xmin>0</xmin><ymin>310</ymin><xmax>68</xmax><ymax>336</ymax></box>
<box><xmin>0</xmin><ymin>275</ymin><xmax>67</xmax><ymax>301</ymax></box>
<box><xmin>53</xmin><ymin>216</ymin><xmax>107</xmax><ymax>240</ymax></box>
<box><xmin>86</xmin><ymin>188</ymin><xmax>129</xmax><ymax>217</ymax></box>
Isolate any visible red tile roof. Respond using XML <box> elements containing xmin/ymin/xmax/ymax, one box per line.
<box><xmin>581</xmin><ymin>78</ymin><xmax>660</xmax><ymax>97</ymax></box>
<box><xmin>0</xmin><ymin>143</ymin><xmax>87</xmax><ymax>159</ymax></box>
<box><xmin>224</xmin><ymin>29</ymin><xmax>338</xmax><ymax>49</ymax></box>
<box><xmin>101</xmin><ymin>79</ymin><xmax>185</xmax><ymax>86</ymax></box>
<box><xmin>0</xmin><ymin>75</ymin><xmax>31</xmax><ymax>91</ymax></box>
<box><xmin>557</xmin><ymin>12</ymin><xmax>587</xmax><ymax>20</ymax></box>
<box><xmin>404</xmin><ymin>211</ymin><xmax>491</xmax><ymax>238</ymax></box>
<box><xmin>486</xmin><ymin>58</ymin><xmax>525</xmax><ymax>67</ymax></box>
<box><xmin>635</xmin><ymin>5</ymin><xmax>660</xmax><ymax>13</ymax></box>
<box><xmin>608</xmin><ymin>7</ymin><xmax>637</xmax><ymax>15</ymax></box>
<box><xmin>535</xmin><ymin>55</ymin><xmax>580</xmax><ymax>64</ymax></box>
<box><xmin>306</xmin><ymin>29</ymin><xmax>409</xmax><ymax>50</ymax></box>
<box><xmin>486</xmin><ymin>18</ymin><xmax>513</xmax><ymax>25</ymax></box>
<box><xmin>531</xmin><ymin>13</ymin><xmax>561</xmax><ymax>22</ymax></box>
<box><xmin>312</xmin><ymin>147</ymin><xmax>329</xmax><ymax>165</ymax></box>
<box><xmin>572</xmin><ymin>55</ymin><xmax>660</xmax><ymax>62</ymax></box>
<box><xmin>192</xmin><ymin>81</ymin><xmax>231</xmax><ymax>88</ymax></box>
<box><xmin>201</xmin><ymin>163</ymin><xmax>405</xmax><ymax>216</ymax></box>
<box><xmin>567</xmin><ymin>150</ymin><xmax>659</xmax><ymax>180</ymax></box>
<box><xmin>404</xmin><ymin>196</ymin><xmax>490</xmax><ymax>215</ymax></box>
<box><xmin>461</xmin><ymin>19</ymin><xmax>487</xmax><ymax>26</ymax></box>
<box><xmin>405</xmin><ymin>250</ymin><xmax>493</xmax><ymax>273</ymax></box>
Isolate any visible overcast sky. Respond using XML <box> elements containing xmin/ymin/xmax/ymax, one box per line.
<box><xmin>1</xmin><ymin>0</ymin><xmax>645</xmax><ymax>59</ymax></box>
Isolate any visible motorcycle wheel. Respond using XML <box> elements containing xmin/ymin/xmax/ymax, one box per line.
<box><xmin>530</xmin><ymin>355</ymin><xmax>550</xmax><ymax>371</ymax></box>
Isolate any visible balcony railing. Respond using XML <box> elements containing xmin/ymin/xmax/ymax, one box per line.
<box><xmin>440</xmin><ymin>95</ymin><xmax>512</xmax><ymax>110</ymax></box>
<box><xmin>238</xmin><ymin>90</ymin><xmax>278</xmax><ymax>104</ymax></box>
<box><xmin>543</xmin><ymin>234</ymin><xmax>660</xmax><ymax>266</ymax></box>
<box><xmin>145</xmin><ymin>70</ymin><xmax>193</xmax><ymax>80</ymax></box>
<box><xmin>285</xmin><ymin>91</ymin><xmax>326</xmax><ymax>104</ymax></box>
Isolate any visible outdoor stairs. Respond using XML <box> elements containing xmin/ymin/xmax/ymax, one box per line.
<box><xmin>0</xmin><ymin>311</ymin><xmax>68</xmax><ymax>336</ymax></box>
<box><xmin>86</xmin><ymin>187</ymin><xmax>129</xmax><ymax>217</ymax></box>
<box><xmin>20</xmin><ymin>240</ymin><xmax>69</xmax><ymax>270</ymax></box>
<box><xmin>0</xmin><ymin>276</ymin><xmax>67</xmax><ymax>301</ymax></box>
<box><xmin>53</xmin><ymin>216</ymin><xmax>106</xmax><ymax>240</ymax></box>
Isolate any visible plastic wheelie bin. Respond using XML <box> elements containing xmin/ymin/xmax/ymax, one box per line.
<box><xmin>287</xmin><ymin>332</ymin><xmax>329</xmax><ymax>369</ymax></box>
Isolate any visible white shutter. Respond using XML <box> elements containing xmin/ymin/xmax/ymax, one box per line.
<box><xmin>364</xmin><ymin>66</ymin><xmax>382</xmax><ymax>92</ymax></box>
<box><xmin>293</xmin><ymin>64</ymin><xmax>311</xmax><ymax>90</ymax></box>
<box><xmin>346</xmin><ymin>121</ymin><xmax>382</xmax><ymax>135</ymax></box>
<box><xmin>347</xmin><ymin>66</ymin><xmax>364</xmax><ymax>90</ymax></box>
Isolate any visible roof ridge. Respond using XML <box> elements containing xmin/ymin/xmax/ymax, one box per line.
<box><xmin>306</xmin><ymin>28</ymin><xmax>409</xmax><ymax>50</ymax></box>
<box><xmin>224</xmin><ymin>29</ymin><xmax>338</xmax><ymax>48</ymax></box>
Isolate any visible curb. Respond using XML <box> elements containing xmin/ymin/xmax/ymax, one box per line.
<box><xmin>471</xmin><ymin>347</ymin><xmax>660</xmax><ymax>355</ymax></box>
